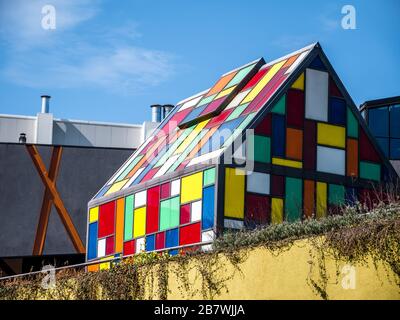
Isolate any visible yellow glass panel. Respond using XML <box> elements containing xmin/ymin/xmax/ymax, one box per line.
<box><xmin>99</xmin><ymin>258</ymin><xmax>111</xmax><ymax>270</ymax></box>
<box><xmin>115</xmin><ymin>198</ymin><xmax>125</xmax><ymax>253</ymax></box>
<box><xmin>242</xmin><ymin>60</ymin><xmax>286</xmax><ymax>104</ymax></box>
<box><xmin>181</xmin><ymin>172</ymin><xmax>203</xmax><ymax>203</ymax></box>
<box><xmin>133</xmin><ymin>207</ymin><xmax>146</xmax><ymax>238</ymax></box>
<box><xmin>272</xmin><ymin>157</ymin><xmax>303</xmax><ymax>169</ymax></box>
<box><xmin>89</xmin><ymin>207</ymin><xmax>99</xmax><ymax>223</ymax></box>
<box><xmin>215</xmin><ymin>85</ymin><xmax>236</xmax><ymax>99</ymax></box>
<box><xmin>104</xmin><ymin>179</ymin><xmax>128</xmax><ymax>196</ymax></box>
<box><xmin>317</xmin><ymin>123</ymin><xmax>346</xmax><ymax>148</ymax></box>
<box><xmin>291</xmin><ymin>73</ymin><xmax>304</xmax><ymax>90</ymax></box>
<box><xmin>175</xmin><ymin>119</ymin><xmax>209</xmax><ymax>154</ymax></box>
<box><xmin>271</xmin><ymin>198</ymin><xmax>283</xmax><ymax>224</ymax></box>
<box><xmin>224</xmin><ymin>168</ymin><xmax>245</xmax><ymax>219</ymax></box>
<box><xmin>316</xmin><ymin>182</ymin><xmax>327</xmax><ymax>219</ymax></box>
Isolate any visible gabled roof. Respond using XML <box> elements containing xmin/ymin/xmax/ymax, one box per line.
<box><xmin>92</xmin><ymin>43</ymin><xmax>319</xmax><ymax>201</ymax></box>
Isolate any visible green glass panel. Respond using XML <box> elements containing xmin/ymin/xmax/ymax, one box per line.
<box><xmin>198</xmin><ymin>94</ymin><xmax>217</xmax><ymax>107</ymax></box>
<box><xmin>285</xmin><ymin>177</ymin><xmax>302</xmax><ymax>222</ymax></box>
<box><xmin>169</xmin><ymin>196</ymin><xmax>180</xmax><ymax>228</ymax></box>
<box><xmin>203</xmin><ymin>168</ymin><xmax>216</xmax><ymax>186</ymax></box>
<box><xmin>360</xmin><ymin>161</ymin><xmax>381</xmax><ymax>181</ymax></box>
<box><xmin>226</xmin><ymin>103</ymin><xmax>248</xmax><ymax>121</ymax></box>
<box><xmin>124</xmin><ymin>195</ymin><xmax>134</xmax><ymax>240</ymax></box>
<box><xmin>159</xmin><ymin>199</ymin><xmax>171</xmax><ymax>231</ymax></box>
<box><xmin>226</xmin><ymin>64</ymin><xmax>255</xmax><ymax>88</ymax></box>
<box><xmin>116</xmin><ymin>155</ymin><xmax>143</xmax><ymax>182</ymax></box>
<box><xmin>328</xmin><ymin>184</ymin><xmax>345</xmax><ymax>205</ymax></box>
<box><xmin>247</xmin><ymin>135</ymin><xmax>270</xmax><ymax>163</ymax></box>
<box><xmin>159</xmin><ymin>197</ymin><xmax>180</xmax><ymax>230</ymax></box>
<box><xmin>271</xmin><ymin>95</ymin><xmax>286</xmax><ymax>115</ymax></box>
<box><xmin>347</xmin><ymin>108</ymin><xmax>358</xmax><ymax>138</ymax></box>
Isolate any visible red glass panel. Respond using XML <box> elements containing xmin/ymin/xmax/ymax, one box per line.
<box><xmin>329</xmin><ymin>77</ymin><xmax>343</xmax><ymax>97</ymax></box>
<box><xmin>180</xmin><ymin>204</ymin><xmax>191</xmax><ymax>224</ymax></box>
<box><xmin>271</xmin><ymin>175</ymin><xmax>285</xmax><ymax>197</ymax></box>
<box><xmin>243</xmin><ymin>67</ymin><xmax>270</xmax><ymax>90</ymax></box>
<box><xmin>160</xmin><ymin>182</ymin><xmax>170</xmax><ymax>199</ymax></box>
<box><xmin>255</xmin><ymin>113</ymin><xmax>272</xmax><ymax>136</ymax></box>
<box><xmin>245</xmin><ymin>194</ymin><xmax>270</xmax><ymax>225</ymax></box>
<box><xmin>147</xmin><ymin>186</ymin><xmax>160</xmax><ymax>233</ymax></box>
<box><xmin>303</xmin><ymin>120</ymin><xmax>316</xmax><ymax>170</ymax></box>
<box><xmin>98</xmin><ymin>201</ymin><xmax>115</xmax><ymax>238</ymax></box>
<box><xmin>123</xmin><ymin>240</ymin><xmax>135</xmax><ymax>256</ymax></box>
<box><xmin>359</xmin><ymin>127</ymin><xmax>380</xmax><ymax>162</ymax></box>
<box><xmin>106</xmin><ymin>236</ymin><xmax>115</xmax><ymax>255</ymax></box>
<box><xmin>179</xmin><ymin>222</ymin><xmax>201</xmax><ymax>245</ymax></box>
<box><xmin>155</xmin><ymin>232</ymin><xmax>165</xmax><ymax>250</ymax></box>
<box><xmin>287</xmin><ymin>89</ymin><xmax>305</xmax><ymax>128</ymax></box>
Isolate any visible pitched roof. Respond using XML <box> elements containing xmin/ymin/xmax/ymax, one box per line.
<box><xmin>92</xmin><ymin>43</ymin><xmax>317</xmax><ymax>200</ymax></box>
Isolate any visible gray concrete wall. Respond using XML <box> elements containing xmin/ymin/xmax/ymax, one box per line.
<box><xmin>0</xmin><ymin>143</ymin><xmax>133</xmax><ymax>257</ymax></box>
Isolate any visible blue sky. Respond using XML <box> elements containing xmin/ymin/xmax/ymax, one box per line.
<box><xmin>0</xmin><ymin>0</ymin><xmax>399</xmax><ymax>124</ymax></box>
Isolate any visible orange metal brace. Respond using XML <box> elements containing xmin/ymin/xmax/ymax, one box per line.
<box><xmin>26</xmin><ymin>145</ymin><xmax>85</xmax><ymax>254</ymax></box>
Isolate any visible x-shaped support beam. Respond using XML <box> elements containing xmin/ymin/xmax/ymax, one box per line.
<box><xmin>26</xmin><ymin>145</ymin><xmax>85</xmax><ymax>255</ymax></box>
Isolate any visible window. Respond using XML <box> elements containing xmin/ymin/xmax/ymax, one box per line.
<box><xmin>390</xmin><ymin>139</ymin><xmax>400</xmax><ymax>159</ymax></box>
<box><xmin>368</xmin><ymin>106</ymin><xmax>389</xmax><ymax>137</ymax></box>
<box><xmin>390</xmin><ymin>105</ymin><xmax>400</xmax><ymax>138</ymax></box>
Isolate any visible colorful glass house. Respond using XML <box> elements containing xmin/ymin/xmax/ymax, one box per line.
<box><xmin>86</xmin><ymin>43</ymin><xmax>397</xmax><ymax>267</ymax></box>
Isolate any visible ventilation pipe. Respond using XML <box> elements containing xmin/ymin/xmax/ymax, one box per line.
<box><xmin>41</xmin><ymin>95</ymin><xmax>51</xmax><ymax>113</ymax></box>
<box><xmin>162</xmin><ymin>104</ymin><xmax>174</xmax><ymax>119</ymax></box>
<box><xmin>150</xmin><ymin>104</ymin><xmax>162</xmax><ymax>122</ymax></box>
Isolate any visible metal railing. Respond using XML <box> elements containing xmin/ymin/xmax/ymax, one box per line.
<box><xmin>0</xmin><ymin>240</ymin><xmax>214</xmax><ymax>282</ymax></box>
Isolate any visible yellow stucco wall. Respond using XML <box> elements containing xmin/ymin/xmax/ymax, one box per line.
<box><xmin>164</xmin><ymin>239</ymin><xmax>399</xmax><ymax>300</ymax></box>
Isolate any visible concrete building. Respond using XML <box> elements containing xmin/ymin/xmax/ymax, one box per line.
<box><xmin>0</xmin><ymin>96</ymin><xmax>173</xmax><ymax>276</ymax></box>
<box><xmin>360</xmin><ymin>96</ymin><xmax>400</xmax><ymax>177</ymax></box>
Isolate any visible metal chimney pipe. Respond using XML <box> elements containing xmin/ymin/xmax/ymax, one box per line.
<box><xmin>41</xmin><ymin>95</ymin><xmax>51</xmax><ymax>113</ymax></box>
<box><xmin>163</xmin><ymin>104</ymin><xmax>174</xmax><ymax>119</ymax></box>
<box><xmin>150</xmin><ymin>104</ymin><xmax>162</xmax><ymax>122</ymax></box>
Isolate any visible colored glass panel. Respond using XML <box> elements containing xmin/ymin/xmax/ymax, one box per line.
<box><xmin>317</xmin><ymin>146</ymin><xmax>345</xmax><ymax>175</ymax></box>
<box><xmin>87</xmin><ymin>222</ymin><xmax>98</xmax><ymax>260</ymax></box>
<box><xmin>180</xmin><ymin>204</ymin><xmax>191</xmax><ymax>224</ymax></box>
<box><xmin>347</xmin><ymin>108</ymin><xmax>359</xmax><ymax>138</ymax></box>
<box><xmin>272</xmin><ymin>157</ymin><xmax>302</xmax><ymax>168</ymax></box>
<box><xmin>203</xmin><ymin>167</ymin><xmax>216</xmax><ymax>186</ymax></box>
<box><xmin>255</xmin><ymin>113</ymin><xmax>271</xmax><ymax>136</ymax></box>
<box><xmin>271</xmin><ymin>95</ymin><xmax>286</xmax><ymax>114</ymax></box>
<box><xmin>316</xmin><ymin>182</ymin><xmax>327</xmax><ymax>219</ymax></box>
<box><xmin>89</xmin><ymin>207</ymin><xmax>99</xmax><ymax>223</ymax></box>
<box><xmin>328</xmin><ymin>184</ymin><xmax>345</xmax><ymax>206</ymax></box>
<box><xmin>202</xmin><ymin>185</ymin><xmax>215</xmax><ymax>230</ymax></box>
<box><xmin>115</xmin><ymin>198</ymin><xmax>125</xmax><ymax>253</ymax></box>
<box><xmin>165</xmin><ymin>228</ymin><xmax>179</xmax><ymax>254</ymax></box>
<box><xmin>291</xmin><ymin>73</ymin><xmax>304</xmax><ymax>90</ymax></box>
<box><xmin>181</xmin><ymin>172</ymin><xmax>203</xmax><ymax>203</ymax></box>
<box><xmin>106</xmin><ymin>236</ymin><xmax>115</xmax><ymax>256</ymax></box>
<box><xmin>245</xmin><ymin>194</ymin><xmax>270</xmax><ymax>226</ymax></box>
<box><xmin>179</xmin><ymin>222</ymin><xmax>201</xmax><ymax>245</ymax></box>
<box><xmin>286</xmin><ymin>128</ymin><xmax>303</xmax><ymax>160</ymax></box>
<box><xmin>369</xmin><ymin>106</ymin><xmax>389</xmax><ymax>137</ymax></box>
<box><xmin>124</xmin><ymin>195</ymin><xmax>134</xmax><ymax>241</ymax></box>
<box><xmin>248</xmin><ymin>134</ymin><xmax>271</xmax><ymax>163</ymax></box>
<box><xmin>360</xmin><ymin>162</ymin><xmax>381</xmax><ymax>181</ymax></box>
<box><xmin>133</xmin><ymin>207</ymin><xmax>146</xmax><ymax>238</ymax></box>
<box><xmin>303</xmin><ymin>180</ymin><xmax>315</xmax><ymax>219</ymax></box>
<box><xmin>159</xmin><ymin>196</ymin><xmax>180</xmax><ymax>231</ymax></box>
<box><xmin>272</xmin><ymin>114</ymin><xmax>285</xmax><ymax>157</ymax></box>
<box><xmin>98</xmin><ymin>201</ymin><xmax>115</xmax><ymax>238</ymax></box>
<box><xmin>147</xmin><ymin>186</ymin><xmax>160</xmax><ymax>234</ymax></box>
<box><xmin>146</xmin><ymin>234</ymin><xmax>155</xmax><ymax>251</ymax></box>
<box><xmin>286</xmin><ymin>89</ymin><xmax>305</xmax><ymax>128</ymax></box>
<box><xmin>285</xmin><ymin>177</ymin><xmax>302</xmax><ymax>222</ymax></box>
<box><xmin>271</xmin><ymin>175</ymin><xmax>285</xmax><ymax>197</ymax></box>
<box><xmin>224</xmin><ymin>168</ymin><xmax>245</xmax><ymax>219</ymax></box>
<box><xmin>359</xmin><ymin>128</ymin><xmax>380</xmax><ymax>162</ymax></box>
<box><xmin>155</xmin><ymin>232</ymin><xmax>165</xmax><ymax>250</ymax></box>
<box><xmin>317</xmin><ymin>123</ymin><xmax>345</xmax><ymax>148</ymax></box>
<box><xmin>271</xmin><ymin>198</ymin><xmax>283</xmax><ymax>224</ymax></box>
<box><xmin>247</xmin><ymin>172</ymin><xmax>270</xmax><ymax>195</ymax></box>
<box><xmin>329</xmin><ymin>97</ymin><xmax>346</xmax><ymax>126</ymax></box>
<box><xmin>347</xmin><ymin>138</ymin><xmax>358</xmax><ymax>177</ymax></box>
<box><xmin>123</xmin><ymin>240</ymin><xmax>135</xmax><ymax>256</ymax></box>
<box><xmin>305</xmin><ymin>68</ymin><xmax>329</xmax><ymax>121</ymax></box>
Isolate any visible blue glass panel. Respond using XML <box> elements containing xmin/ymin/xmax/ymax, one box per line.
<box><xmin>369</xmin><ymin>107</ymin><xmax>389</xmax><ymax>137</ymax></box>
<box><xmin>95</xmin><ymin>185</ymin><xmax>111</xmax><ymax>199</ymax></box>
<box><xmin>272</xmin><ymin>114</ymin><xmax>285</xmax><ymax>157</ymax></box>
<box><xmin>202</xmin><ymin>186</ymin><xmax>215</xmax><ymax>230</ymax></box>
<box><xmin>390</xmin><ymin>105</ymin><xmax>400</xmax><ymax>138</ymax></box>
<box><xmin>376</xmin><ymin>137</ymin><xmax>389</xmax><ymax>157</ymax></box>
<box><xmin>145</xmin><ymin>234</ymin><xmax>155</xmax><ymax>251</ymax></box>
<box><xmin>166</xmin><ymin>228</ymin><xmax>179</xmax><ymax>249</ymax></box>
<box><xmin>328</xmin><ymin>97</ymin><xmax>346</xmax><ymax>125</ymax></box>
<box><xmin>309</xmin><ymin>56</ymin><xmax>326</xmax><ymax>71</ymax></box>
<box><xmin>87</xmin><ymin>222</ymin><xmax>98</xmax><ymax>260</ymax></box>
<box><xmin>390</xmin><ymin>138</ymin><xmax>400</xmax><ymax>159</ymax></box>
<box><xmin>181</xmin><ymin>104</ymin><xmax>208</xmax><ymax>124</ymax></box>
